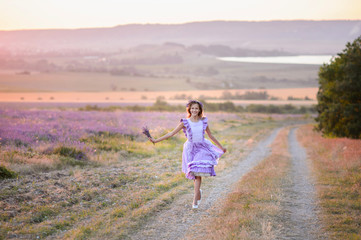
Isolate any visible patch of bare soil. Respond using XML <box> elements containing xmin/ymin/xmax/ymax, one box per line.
<box><xmin>129</xmin><ymin>128</ymin><xmax>282</xmax><ymax>240</ymax></box>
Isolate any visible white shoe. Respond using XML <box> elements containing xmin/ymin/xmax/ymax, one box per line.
<box><xmin>197</xmin><ymin>189</ymin><xmax>202</xmax><ymax>205</ymax></box>
<box><xmin>192</xmin><ymin>204</ymin><xmax>198</xmax><ymax>209</ymax></box>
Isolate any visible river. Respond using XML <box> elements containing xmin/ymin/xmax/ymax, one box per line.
<box><xmin>219</xmin><ymin>55</ymin><xmax>334</xmax><ymax>65</ymax></box>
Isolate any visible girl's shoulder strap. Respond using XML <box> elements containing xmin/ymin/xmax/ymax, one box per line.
<box><xmin>180</xmin><ymin>118</ymin><xmax>190</xmax><ymax>137</ymax></box>
<box><xmin>202</xmin><ymin>117</ymin><xmax>208</xmax><ymax>131</ymax></box>
<box><xmin>180</xmin><ymin>118</ymin><xmax>188</xmax><ymax>125</ymax></box>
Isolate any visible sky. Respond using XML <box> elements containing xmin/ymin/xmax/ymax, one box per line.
<box><xmin>0</xmin><ymin>0</ymin><xmax>360</xmax><ymax>30</ymax></box>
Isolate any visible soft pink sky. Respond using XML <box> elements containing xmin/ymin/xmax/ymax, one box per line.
<box><xmin>1</xmin><ymin>0</ymin><xmax>360</xmax><ymax>30</ymax></box>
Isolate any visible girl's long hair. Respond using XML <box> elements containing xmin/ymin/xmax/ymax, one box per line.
<box><xmin>186</xmin><ymin>100</ymin><xmax>204</xmax><ymax>118</ymax></box>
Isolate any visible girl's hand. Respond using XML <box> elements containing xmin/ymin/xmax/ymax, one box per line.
<box><xmin>222</xmin><ymin>147</ymin><xmax>227</xmax><ymax>153</ymax></box>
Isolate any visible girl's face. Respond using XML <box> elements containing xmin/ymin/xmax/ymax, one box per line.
<box><xmin>190</xmin><ymin>103</ymin><xmax>200</xmax><ymax>117</ymax></box>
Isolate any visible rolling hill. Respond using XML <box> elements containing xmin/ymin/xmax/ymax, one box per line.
<box><xmin>1</xmin><ymin>20</ymin><xmax>360</xmax><ymax>54</ymax></box>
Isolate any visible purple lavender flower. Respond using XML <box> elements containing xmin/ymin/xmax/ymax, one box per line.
<box><xmin>142</xmin><ymin>126</ymin><xmax>152</xmax><ymax>138</ymax></box>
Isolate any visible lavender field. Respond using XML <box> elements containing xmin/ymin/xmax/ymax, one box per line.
<box><xmin>0</xmin><ymin>105</ymin><xmax>303</xmax><ymax>239</ymax></box>
<box><xmin>0</xmin><ymin>108</ymin><xmax>182</xmax><ymax>156</ymax></box>
<box><xmin>0</xmin><ymin>107</ymin><xmax>242</xmax><ymax>170</ymax></box>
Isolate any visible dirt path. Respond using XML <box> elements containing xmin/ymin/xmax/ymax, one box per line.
<box><xmin>274</xmin><ymin>127</ymin><xmax>325</xmax><ymax>239</ymax></box>
<box><xmin>129</xmin><ymin>128</ymin><xmax>282</xmax><ymax>240</ymax></box>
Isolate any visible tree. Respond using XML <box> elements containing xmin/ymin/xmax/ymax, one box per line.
<box><xmin>315</xmin><ymin>36</ymin><xmax>361</xmax><ymax>139</ymax></box>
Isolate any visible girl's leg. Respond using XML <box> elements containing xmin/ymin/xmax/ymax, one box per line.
<box><xmin>193</xmin><ymin>176</ymin><xmax>202</xmax><ymax>205</ymax></box>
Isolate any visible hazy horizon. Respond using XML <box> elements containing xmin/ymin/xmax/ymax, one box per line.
<box><xmin>1</xmin><ymin>0</ymin><xmax>360</xmax><ymax>30</ymax></box>
<box><xmin>1</xmin><ymin>19</ymin><xmax>361</xmax><ymax>32</ymax></box>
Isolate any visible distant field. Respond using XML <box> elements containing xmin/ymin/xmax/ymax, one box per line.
<box><xmin>0</xmin><ymin>88</ymin><xmax>318</xmax><ymax>106</ymax></box>
<box><xmin>0</xmin><ymin>52</ymin><xmax>321</xmax><ymax>109</ymax></box>
<box><xmin>0</xmin><ymin>72</ymin><xmax>192</xmax><ymax>92</ymax></box>
<box><xmin>0</xmin><ymin>58</ymin><xmax>320</xmax><ymax>92</ymax></box>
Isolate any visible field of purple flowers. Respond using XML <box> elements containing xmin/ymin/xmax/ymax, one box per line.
<box><xmin>0</xmin><ymin>107</ymin><xmax>244</xmax><ymax>148</ymax></box>
<box><xmin>0</xmin><ymin>108</ymin><xmax>180</xmax><ymax>150</ymax></box>
<box><xmin>0</xmin><ymin>105</ymin><xmax>300</xmax><ymax>239</ymax></box>
<box><xmin>0</xmin><ymin>107</ymin><xmax>240</xmax><ymax>166</ymax></box>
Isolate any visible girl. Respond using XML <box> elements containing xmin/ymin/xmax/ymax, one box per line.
<box><xmin>147</xmin><ymin>100</ymin><xmax>226</xmax><ymax>209</ymax></box>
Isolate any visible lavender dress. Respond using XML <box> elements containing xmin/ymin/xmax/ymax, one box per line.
<box><xmin>181</xmin><ymin>117</ymin><xmax>224</xmax><ymax>180</ymax></box>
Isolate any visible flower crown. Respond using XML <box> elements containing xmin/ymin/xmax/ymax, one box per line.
<box><xmin>186</xmin><ymin>100</ymin><xmax>203</xmax><ymax>108</ymax></box>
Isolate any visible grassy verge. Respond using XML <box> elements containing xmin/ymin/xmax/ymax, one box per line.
<box><xmin>297</xmin><ymin>125</ymin><xmax>361</xmax><ymax>239</ymax></box>
<box><xmin>186</xmin><ymin>128</ymin><xmax>291</xmax><ymax>239</ymax></box>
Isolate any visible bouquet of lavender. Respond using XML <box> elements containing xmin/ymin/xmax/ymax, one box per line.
<box><xmin>142</xmin><ymin>126</ymin><xmax>154</xmax><ymax>144</ymax></box>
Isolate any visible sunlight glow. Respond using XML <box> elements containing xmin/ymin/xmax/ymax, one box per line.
<box><xmin>0</xmin><ymin>0</ymin><xmax>360</xmax><ymax>30</ymax></box>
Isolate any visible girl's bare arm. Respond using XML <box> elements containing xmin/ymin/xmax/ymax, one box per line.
<box><xmin>206</xmin><ymin>126</ymin><xmax>227</xmax><ymax>153</ymax></box>
<box><xmin>149</xmin><ymin>122</ymin><xmax>184</xmax><ymax>144</ymax></box>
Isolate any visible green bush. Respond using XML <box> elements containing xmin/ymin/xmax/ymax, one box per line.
<box><xmin>316</xmin><ymin>36</ymin><xmax>361</xmax><ymax>139</ymax></box>
<box><xmin>0</xmin><ymin>165</ymin><xmax>18</xmax><ymax>180</ymax></box>
<box><xmin>53</xmin><ymin>146</ymin><xmax>88</xmax><ymax>160</ymax></box>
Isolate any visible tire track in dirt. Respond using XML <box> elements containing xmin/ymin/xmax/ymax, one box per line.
<box><xmin>129</xmin><ymin>127</ymin><xmax>282</xmax><ymax>240</ymax></box>
<box><xmin>274</xmin><ymin>127</ymin><xmax>325</xmax><ymax>239</ymax></box>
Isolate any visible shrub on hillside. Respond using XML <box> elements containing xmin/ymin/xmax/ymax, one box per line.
<box><xmin>316</xmin><ymin>36</ymin><xmax>361</xmax><ymax>139</ymax></box>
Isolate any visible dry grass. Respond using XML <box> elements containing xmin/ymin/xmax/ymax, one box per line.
<box><xmin>297</xmin><ymin>125</ymin><xmax>361</xmax><ymax>240</ymax></box>
<box><xmin>185</xmin><ymin>128</ymin><xmax>291</xmax><ymax>239</ymax></box>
